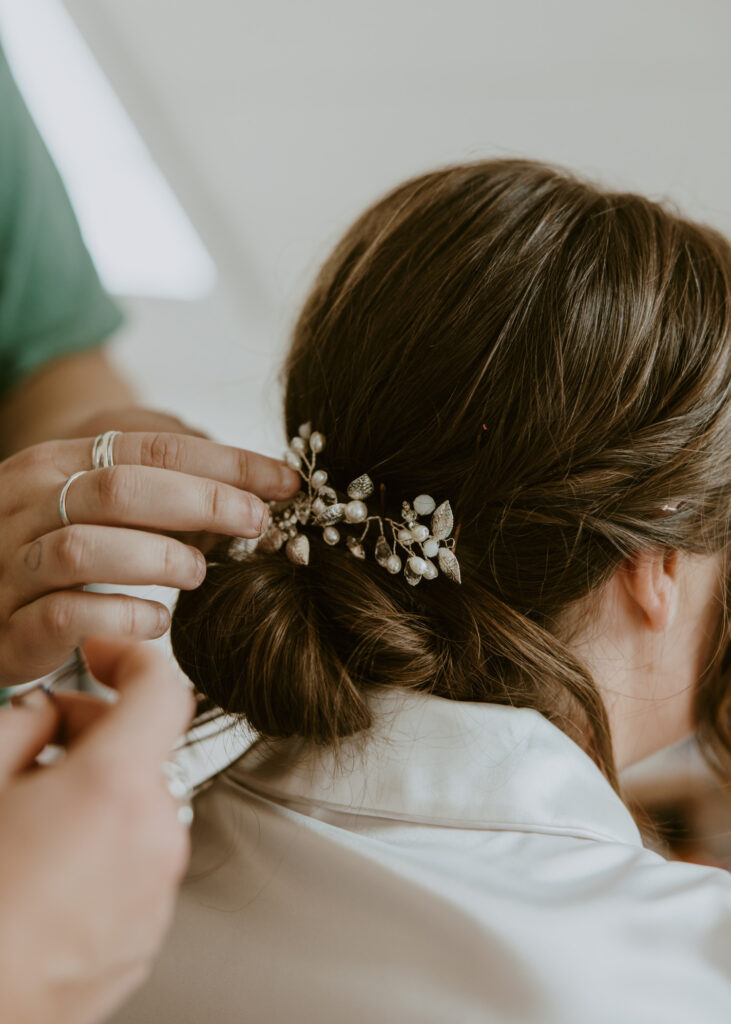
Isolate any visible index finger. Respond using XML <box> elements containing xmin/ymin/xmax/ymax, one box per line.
<box><xmin>74</xmin><ymin>638</ymin><xmax>195</xmax><ymax>766</ymax></box>
<box><xmin>59</xmin><ymin>434</ymin><xmax>300</xmax><ymax>502</ymax></box>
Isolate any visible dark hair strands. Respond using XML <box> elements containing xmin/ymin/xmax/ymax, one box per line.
<box><xmin>172</xmin><ymin>158</ymin><xmax>731</xmax><ymax>795</ymax></box>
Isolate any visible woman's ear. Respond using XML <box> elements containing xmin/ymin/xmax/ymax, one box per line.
<box><xmin>619</xmin><ymin>549</ymin><xmax>679</xmax><ymax>633</ymax></box>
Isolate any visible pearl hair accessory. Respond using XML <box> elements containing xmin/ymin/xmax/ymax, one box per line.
<box><xmin>248</xmin><ymin>423</ymin><xmax>461</xmax><ymax>586</ymax></box>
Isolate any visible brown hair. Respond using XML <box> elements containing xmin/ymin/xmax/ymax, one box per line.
<box><xmin>172</xmin><ymin>158</ymin><xmax>731</xmax><ymax>792</ymax></box>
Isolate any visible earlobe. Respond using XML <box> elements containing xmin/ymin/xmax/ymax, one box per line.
<box><xmin>620</xmin><ymin>549</ymin><xmax>679</xmax><ymax>632</ymax></box>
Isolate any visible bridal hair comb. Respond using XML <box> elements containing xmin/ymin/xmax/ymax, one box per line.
<box><xmin>240</xmin><ymin>423</ymin><xmax>461</xmax><ymax>586</ymax></box>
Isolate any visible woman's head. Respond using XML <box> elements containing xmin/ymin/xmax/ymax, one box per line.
<box><xmin>173</xmin><ymin>158</ymin><xmax>731</xmax><ymax>789</ymax></box>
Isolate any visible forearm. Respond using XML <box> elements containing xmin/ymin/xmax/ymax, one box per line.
<box><xmin>0</xmin><ymin>347</ymin><xmax>136</xmax><ymax>456</ymax></box>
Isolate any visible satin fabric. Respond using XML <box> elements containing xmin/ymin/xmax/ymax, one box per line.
<box><xmin>111</xmin><ymin>688</ymin><xmax>731</xmax><ymax>1023</ymax></box>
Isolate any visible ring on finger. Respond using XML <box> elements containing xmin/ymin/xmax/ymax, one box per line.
<box><xmin>161</xmin><ymin>760</ymin><xmax>194</xmax><ymax>827</ymax></box>
<box><xmin>91</xmin><ymin>430</ymin><xmax>122</xmax><ymax>470</ymax></box>
<box><xmin>59</xmin><ymin>470</ymin><xmax>89</xmax><ymax>527</ymax></box>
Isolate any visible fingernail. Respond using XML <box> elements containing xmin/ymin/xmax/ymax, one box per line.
<box><xmin>187</xmin><ymin>546</ymin><xmax>207</xmax><ymax>584</ymax></box>
<box><xmin>279</xmin><ymin>463</ymin><xmax>300</xmax><ymax>495</ymax></box>
<box><xmin>195</xmin><ymin>555</ymin><xmax>207</xmax><ymax>583</ymax></box>
<box><xmin>156</xmin><ymin>606</ymin><xmax>172</xmax><ymax>635</ymax></box>
<box><xmin>257</xmin><ymin>503</ymin><xmax>271</xmax><ymax>535</ymax></box>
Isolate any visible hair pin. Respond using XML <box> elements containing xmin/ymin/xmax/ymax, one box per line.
<box><xmin>244</xmin><ymin>423</ymin><xmax>461</xmax><ymax>586</ymax></box>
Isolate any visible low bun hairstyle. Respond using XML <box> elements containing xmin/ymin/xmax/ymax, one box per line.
<box><xmin>173</xmin><ymin>158</ymin><xmax>731</xmax><ymax>791</ymax></box>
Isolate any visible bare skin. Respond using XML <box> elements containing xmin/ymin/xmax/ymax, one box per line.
<box><xmin>0</xmin><ymin>348</ymin><xmax>300</xmax><ymax>686</ymax></box>
<box><xmin>0</xmin><ymin>346</ymin><xmax>299</xmax><ymax>1024</ymax></box>
<box><xmin>561</xmin><ymin>549</ymin><xmax>726</xmax><ymax>770</ymax></box>
<box><xmin>0</xmin><ymin>638</ymin><xmax>196</xmax><ymax>1024</ymax></box>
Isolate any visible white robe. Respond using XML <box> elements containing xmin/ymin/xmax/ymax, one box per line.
<box><xmin>110</xmin><ymin>688</ymin><xmax>731</xmax><ymax>1023</ymax></box>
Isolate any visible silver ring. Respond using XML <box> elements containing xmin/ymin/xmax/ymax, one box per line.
<box><xmin>161</xmin><ymin>760</ymin><xmax>194</xmax><ymax>828</ymax></box>
<box><xmin>91</xmin><ymin>430</ymin><xmax>122</xmax><ymax>469</ymax></box>
<box><xmin>59</xmin><ymin>470</ymin><xmax>89</xmax><ymax>527</ymax></box>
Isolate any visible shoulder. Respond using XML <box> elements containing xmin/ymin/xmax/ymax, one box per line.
<box><xmin>112</xmin><ymin>779</ymin><xmax>731</xmax><ymax>1024</ymax></box>
<box><xmin>542</xmin><ymin>838</ymin><xmax>731</xmax><ymax>1009</ymax></box>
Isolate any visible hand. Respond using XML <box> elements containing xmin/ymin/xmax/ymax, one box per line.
<box><xmin>0</xmin><ymin>429</ymin><xmax>300</xmax><ymax>686</ymax></box>
<box><xmin>64</xmin><ymin>407</ymin><xmax>252</xmax><ymax>554</ymax></box>
<box><xmin>0</xmin><ymin>638</ymin><xmax>196</xmax><ymax>1024</ymax></box>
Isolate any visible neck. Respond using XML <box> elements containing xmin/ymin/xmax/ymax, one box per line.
<box><xmin>557</xmin><ymin>582</ymin><xmax>702</xmax><ymax>771</ymax></box>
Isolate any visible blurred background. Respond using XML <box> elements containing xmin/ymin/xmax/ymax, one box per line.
<box><xmin>3</xmin><ymin>0</ymin><xmax>731</xmax><ymax>452</ymax></box>
<box><xmin>1</xmin><ymin>0</ymin><xmax>728</xmax><ymax>861</ymax></box>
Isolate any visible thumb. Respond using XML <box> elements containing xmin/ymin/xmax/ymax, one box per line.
<box><xmin>0</xmin><ymin>688</ymin><xmax>60</xmax><ymax>781</ymax></box>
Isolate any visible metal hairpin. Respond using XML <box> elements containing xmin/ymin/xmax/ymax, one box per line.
<box><xmin>246</xmin><ymin>423</ymin><xmax>461</xmax><ymax>586</ymax></box>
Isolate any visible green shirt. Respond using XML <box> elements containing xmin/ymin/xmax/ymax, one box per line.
<box><xmin>0</xmin><ymin>49</ymin><xmax>123</xmax><ymax>702</ymax></box>
<box><xmin>0</xmin><ymin>47</ymin><xmax>123</xmax><ymax>400</ymax></box>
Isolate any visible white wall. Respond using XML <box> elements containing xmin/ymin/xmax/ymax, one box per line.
<box><xmin>59</xmin><ymin>0</ymin><xmax>731</xmax><ymax>454</ymax></box>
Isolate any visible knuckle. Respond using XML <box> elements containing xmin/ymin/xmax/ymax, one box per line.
<box><xmin>119</xmin><ymin>597</ymin><xmax>167</xmax><ymax>637</ymax></box>
<box><xmin>159</xmin><ymin>539</ymin><xmax>177</xmax><ymax>580</ymax></box>
<box><xmin>141</xmin><ymin>432</ymin><xmax>182</xmax><ymax>471</ymax></box>
<box><xmin>41</xmin><ymin>594</ymin><xmax>75</xmax><ymax>640</ymax></box>
<box><xmin>55</xmin><ymin>525</ymin><xmax>89</xmax><ymax>575</ymax></box>
<box><xmin>97</xmin><ymin>466</ymin><xmax>132</xmax><ymax>513</ymax></box>
<box><xmin>117</xmin><ymin>597</ymin><xmax>141</xmax><ymax>635</ymax></box>
<box><xmin>203</xmin><ymin>481</ymin><xmax>227</xmax><ymax>523</ymax></box>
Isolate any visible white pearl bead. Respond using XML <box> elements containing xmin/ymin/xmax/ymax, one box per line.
<box><xmin>323</xmin><ymin>526</ymin><xmax>340</xmax><ymax>545</ymax></box>
<box><xmin>411</xmin><ymin>524</ymin><xmax>429</xmax><ymax>542</ymax></box>
<box><xmin>423</xmin><ymin>559</ymin><xmax>438</xmax><ymax>580</ymax></box>
<box><xmin>423</xmin><ymin>538</ymin><xmax>439</xmax><ymax>558</ymax></box>
<box><xmin>298</xmin><ymin>422</ymin><xmax>312</xmax><ymax>439</ymax></box>
<box><xmin>309</xmin><ymin>431</ymin><xmax>325</xmax><ymax>453</ymax></box>
<box><xmin>386</xmin><ymin>554</ymin><xmax>402</xmax><ymax>574</ymax></box>
<box><xmin>311</xmin><ymin>497</ymin><xmax>326</xmax><ymax>516</ymax></box>
<box><xmin>284</xmin><ymin>450</ymin><xmax>301</xmax><ymax>471</ymax></box>
<box><xmin>397</xmin><ymin>528</ymin><xmax>413</xmax><ymax>545</ymax></box>
<box><xmin>413</xmin><ymin>494</ymin><xmax>436</xmax><ymax>515</ymax></box>
<box><xmin>345</xmin><ymin>500</ymin><xmax>367</xmax><ymax>523</ymax></box>
<box><xmin>290</xmin><ymin>436</ymin><xmax>306</xmax><ymax>453</ymax></box>
<box><xmin>407</xmin><ymin>555</ymin><xmax>427</xmax><ymax>576</ymax></box>
<box><xmin>312</xmin><ymin>469</ymin><xmax>328</xmax><ymax>488</ymax></box>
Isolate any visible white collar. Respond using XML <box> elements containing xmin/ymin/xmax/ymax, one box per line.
<box><xmin>228</xmin><ymin>687</ymin><xmax>644</xmax><ymax>847</ymax></box>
